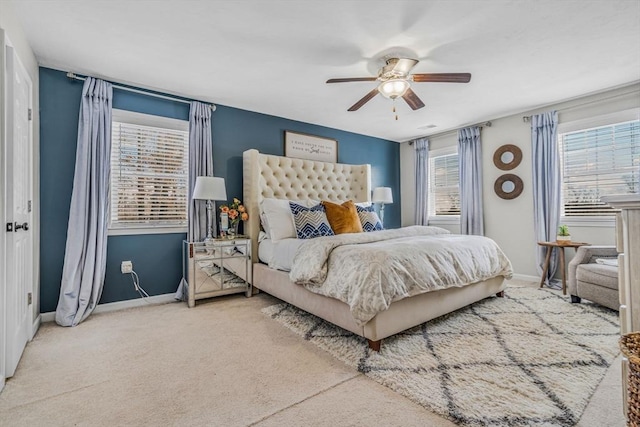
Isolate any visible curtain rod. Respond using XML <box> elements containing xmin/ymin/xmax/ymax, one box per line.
<box><xmin>522</xmin><ymin>87</ymin><xmax>640</xmax><ymax>123</ymax></box>
<box><xmin>66</xmin><ymin>72</ymin><xmax>216</xmax><ymax>111</ymax></box>
<box><xmin>408</xmin><ymin>121</ymin><xmax>492</xmax><ymax>145</ymax></box>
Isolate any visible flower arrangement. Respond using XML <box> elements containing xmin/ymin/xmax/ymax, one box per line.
<box><xmin>219</xmin><ymin>198</ymin><xmax>249</xmax><ymax>235</ymax></box>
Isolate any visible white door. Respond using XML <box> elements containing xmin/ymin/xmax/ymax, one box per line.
<box><xmin>4</xmin><ymin>45</ymin><xmax>33</xmax><ymax>378</ymax></box>
<box><xmin>0</xmin><ymin>28</ymin><xmax>5</xmax><ymax>394</ymax></box>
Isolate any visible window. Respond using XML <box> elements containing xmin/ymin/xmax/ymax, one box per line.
<box><xmin>429</xmin><ymin>148</ymin><xmax>460</xmax><ymax>218</ymax></box>
<box><xmin>110</xmin><ymin>110</ymin><xmax>189</xmax><ymax>234</ymax></box>
<box><xmin>559</xmin><ymin>115</ymin><xmax>639</xmax><ymax>218</ymax></box>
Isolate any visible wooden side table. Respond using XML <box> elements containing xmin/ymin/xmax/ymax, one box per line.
<box><xmin>538</xmin><ymin>241</ymin><xmax>590</xmax><ymax>295</ymax></box>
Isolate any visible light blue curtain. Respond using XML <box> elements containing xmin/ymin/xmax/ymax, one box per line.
<box><xmin>56</xmin><ymin>78</ymin><xmax>113</xmax><ymax>326</ymax></box>
<box><xmin>414</xmin><ymin>138</ymin><xmax>429</xmax><ymax>225</ymax></box>
<box><xmin>176</xmin><ymin>101</ymin><xmax>214</xmax><ymax>301</ymax></box>
<box><xmin>531</xmin><ymin>111</ymin><xmax>560</xmax><ymax>285</ymax></box>
<box><xmin>458</xmin><ymin>127</ymin><xmax>484</xmax><ymax>235</ymax></box>
<box><xmin>187</xmin><ymin>101</ymin><xmax>214</xmax><ymax>242</ymax></box>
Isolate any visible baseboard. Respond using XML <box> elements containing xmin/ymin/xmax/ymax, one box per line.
<box><xmin>37</xmin><ymin>275</ymin><xmax>539</xmax><ymax>324</ymax></box>
<box><xmin>511</xmin><ymin>273</ymin><xmax>540</xmax><ymax>283</ymax></box>
<box><xmin>40</xmin><ymin>293</ymin><xmax>178</xmax><ymax>323</ymax></box>
<box><xmin>32</xmin><ymin>315</ymin><xmax>41</xmax><ymax>339</ymax></box>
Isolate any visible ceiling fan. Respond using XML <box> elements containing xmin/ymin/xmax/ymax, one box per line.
<box><xmin>327</xmin><ymin>58</ymin><xmax>471</xmax><ymax>112</ymax></box>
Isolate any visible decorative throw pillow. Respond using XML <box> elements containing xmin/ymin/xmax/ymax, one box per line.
<box><xmin>322</xmin><ymin>200</ymin><xmax>363</xmax><ymax>234</ymax></box>
<box><xmin>260</xmin><ymin>198</ymin><xmax>319</xmax><ymax>241</ymax></box>
<box><xmin>356</xmin><ymin>204</ymin><xmax>384</xmax><ymax>232</ymax></box>
<box><xmin>290</xmin><ymin>202</ymin><xmax>334</xmax><ymax>239</ymax></box>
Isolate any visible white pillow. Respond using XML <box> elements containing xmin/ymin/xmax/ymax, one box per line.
<box><xmin>354</xmin><ymin>201</ymin><xmax>372</xmax><ymax>208</ymax></box>
<box><xmin>260</xmin><ymin>198</ymin><xmax>318</xmax><ymax>241</ymax></box>
<box><xmin>260</xmin><ymin>212</ymin><xmax>271</xmax><ymax>237</ymax></box>
<box><xmin>595</xmin><ymin>258</ymin><xmax>618</xmax><ymax>267</ymax></box>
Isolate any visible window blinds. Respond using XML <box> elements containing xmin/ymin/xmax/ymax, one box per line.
<box><xmin>110</xmin><ymin>121</ymin><xmax>189</xmax><ymax>227</ymax></box>
<box><xmin>560</xmin><ymin>119</ymin><xmax>639</xmax><ymax>216</ymax></box>
<box><xmin>430</xmin><ymin>153</ymin><xmax>460</xmax><ymax>216</ymax></box>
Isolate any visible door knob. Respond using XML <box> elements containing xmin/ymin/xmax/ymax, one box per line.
<box><xmin>15</xmin><ymin>222</ymin><xmax>29</xmax><ymax>231</ymax></box>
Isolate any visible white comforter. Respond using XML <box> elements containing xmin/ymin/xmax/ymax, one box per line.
<box><xmin>289</xmin><ymin>226</ymin><xmax>513</xmax><ymax>325</ymax></box>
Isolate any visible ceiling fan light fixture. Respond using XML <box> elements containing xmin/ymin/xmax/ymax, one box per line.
<box><xmin>378</xmin><ymin>79</ymin><xmax>410</xmax><ymax>99</ymax></box>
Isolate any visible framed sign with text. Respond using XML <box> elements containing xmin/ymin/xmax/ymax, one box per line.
<box><xmin>284</xmin><ymin>130</ymin><xmax>338</xmax><ymax>163</ymax></box>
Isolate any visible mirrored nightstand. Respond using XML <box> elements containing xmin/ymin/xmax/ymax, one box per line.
<box><xmin>182</xmin><ymin>237</ymin><xmax>252</xmax><ymax>308</ymax></box>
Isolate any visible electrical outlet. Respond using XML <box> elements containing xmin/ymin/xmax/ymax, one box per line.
<box><xmin>121</xmin><ymin>260</ymin><xmax>133</xmax><ymax>274</ymax></box>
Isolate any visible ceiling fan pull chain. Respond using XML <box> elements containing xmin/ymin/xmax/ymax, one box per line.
<box><xmin>393</xmin><ymin>100</ymin><xmax>398</xmax><ymax>120</ymax></box>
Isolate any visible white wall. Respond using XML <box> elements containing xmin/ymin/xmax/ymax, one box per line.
<box><xmin>400</xmin><ymin>139</ymin><xmax>416</xmax><ymax>227</ymax></box>
<box><xmin>1</xmin><ymin>1</ymin><xmax>41</xmax><ymax>325</ymax></box>
<box><xmin>401</xmin><ymin>83</ymin><xmax>640</xmax><ymax>277</ymax></box>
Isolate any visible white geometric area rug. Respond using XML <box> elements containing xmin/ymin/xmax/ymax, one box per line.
<box><xmin>262</xmin><ymin>286</ymin><xmax>619</xmax><ymax>427</ymax></box>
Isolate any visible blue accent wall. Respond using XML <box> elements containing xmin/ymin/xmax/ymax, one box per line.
<box><xmin>39</xmin><ymin>67</ymin><xmax>401</xmax><ymax>312</ymax></box>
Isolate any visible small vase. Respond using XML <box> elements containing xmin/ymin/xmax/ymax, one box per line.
<box><xmin>228</xmin><ymin>221</ymin><xmax>239</xmax><ymax>239</ymax></box>
<box><xmin>557</xmin><ymin>235</ymin><xmax>571</xmax><ymax>243</ymax></box>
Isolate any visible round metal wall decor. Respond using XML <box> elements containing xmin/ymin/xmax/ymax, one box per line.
<box><xmin>494</xmin><ymin>173</ymin><xmax>523</xmax><ymax>200</ymax></box>
<box><xmin>493</xmin><ymin>144</ymin><xmax>523</xmax><ymax>171</ymax></box>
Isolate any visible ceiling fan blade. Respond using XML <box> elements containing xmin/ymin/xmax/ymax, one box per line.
<box><xmin>402</xmin><ymin>88</ymin><xmax>425</xmax><ymax>110</ymax></box>
<box><xmin>327</xmin><ymin>77</ymin><xmax>378</xmax><ymax>83</ymax></box>
<box><xmin>348</xmin><ymin>88</ymin><xmax>379</xmax><ymax>111</ymax></box>
<box><xmin>412</xmin><ymin>73</ymin><xmax>472</xmax><ymax>83</ymax></box>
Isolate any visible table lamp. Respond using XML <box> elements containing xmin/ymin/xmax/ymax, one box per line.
<box><xmin>372</xmin><ymin>187</ymin><xmax>393</xmax><ymax>226</ymax></box>
<box><xmin>192</xmin><ymin>176</ymin><xmax>227</xmax><ymax>244</ymax></box>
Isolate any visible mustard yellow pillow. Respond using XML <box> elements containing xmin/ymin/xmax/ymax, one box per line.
<box><xmin>321</xmin><ymin>200</ymin><xmax>363</xmax><ymax>234</ymax></box>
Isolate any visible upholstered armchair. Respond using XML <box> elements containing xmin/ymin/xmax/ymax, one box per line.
<box><xmin>567</xmin><ymin>246</ymin><xmax>619</xmax><ymax>310</ymax></box>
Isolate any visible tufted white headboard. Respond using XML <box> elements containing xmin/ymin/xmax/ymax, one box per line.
<box><xmin>242</xmin><ymin>149</ymin><xmax>371</xmax><ymax>262</ymax></box>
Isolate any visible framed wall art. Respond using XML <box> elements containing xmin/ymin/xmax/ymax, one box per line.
<box><xmin>284</xmin><ymin>130</ymin><xmax>338</xmax><ymax>163</ymax></box>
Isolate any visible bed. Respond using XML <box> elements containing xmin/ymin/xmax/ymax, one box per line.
<box><xmin>243</xmin><ymin>149</ymin><xmax>512</xmax><ymax>351</ymax></box>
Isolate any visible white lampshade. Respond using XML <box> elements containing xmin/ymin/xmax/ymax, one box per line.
<box><xmin>192</xmin><ymin>176</ymin><xmax>227</xmax><ymax>201</ymax></box>
<box><xmin>372</xmin><ymin>187</ymin><xmax>393</xmax><ymax>204</ymax></box>
<box><xmin>377</xmin><ymin>79</ymin><xmax>410</xmax><ymax>99</ymax></box>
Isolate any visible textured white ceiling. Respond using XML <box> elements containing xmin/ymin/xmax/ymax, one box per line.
<box><xmin>12</xmin><ymin>0</ymin><xmax>640</xmax><ymax>142</ymax></box>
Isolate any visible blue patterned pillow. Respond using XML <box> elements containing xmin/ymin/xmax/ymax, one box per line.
<box><xmin>356</xmin><ymin>204</ymin><xmax>384</xmax><ymax>232</ymax></box>
<box><xmin>289</xmin><ymin>202</ymin><xmax>335</xmax><ymax>239</ymax></box>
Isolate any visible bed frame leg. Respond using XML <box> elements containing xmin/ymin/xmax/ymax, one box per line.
<box><xmin>368</xmin><ymin>339</ymin><xmax>381</xmax><ymax>352</ymax></box>
<box><xmin>496</xmin><ymin>291</ymin><xmax>505</xmax><ymax>298</ymax></box>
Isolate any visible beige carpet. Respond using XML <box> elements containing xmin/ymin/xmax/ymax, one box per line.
<box><xmin>0</xmin><ymin>282</ymin><xmax>626</xmax><ymax>427</ymax></box>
